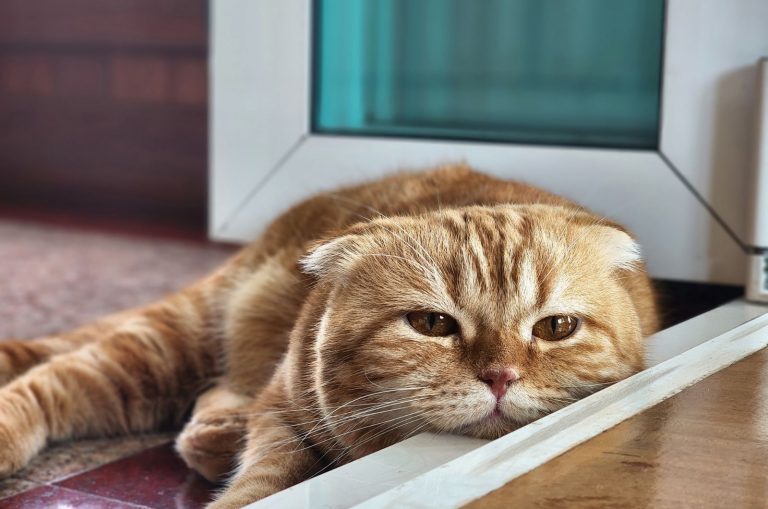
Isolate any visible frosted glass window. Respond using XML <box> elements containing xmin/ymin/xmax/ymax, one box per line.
<box><xmin>312</xmin><ymin>0</ymin><xmax>664</xmax><ymax>149</ymax></box>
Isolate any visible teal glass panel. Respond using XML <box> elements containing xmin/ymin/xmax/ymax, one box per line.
<box><xmin>312</xmin><ymin>0</ymin><xmax>664</xmax><ymax>149</ymax></box>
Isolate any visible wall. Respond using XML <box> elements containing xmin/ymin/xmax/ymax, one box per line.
<box><xmin>0</xmin><ymin>0</ymin><xmax>209</xmax><ymax>231</ymax></box>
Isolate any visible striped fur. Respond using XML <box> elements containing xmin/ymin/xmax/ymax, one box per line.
<box><xmin>0</xmin><ymin>165</ymin><xmax>658</xmax><ymax>507</ymax></box>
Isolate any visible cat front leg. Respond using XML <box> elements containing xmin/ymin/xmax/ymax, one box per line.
<box><xmin>208</xmin><ymin>391</ymin><xmax>323</xmax><ymax>508</ymax></box>
<box><xmin>176</xmin><ymin>383</ymin><xmax>253</xmax><ymax>482</ymax></box>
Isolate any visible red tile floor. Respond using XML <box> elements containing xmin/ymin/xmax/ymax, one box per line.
<box><xmin>1</xmin><ymin>445</ymin><xmax>218</xmax><ymax>508</ymax></box>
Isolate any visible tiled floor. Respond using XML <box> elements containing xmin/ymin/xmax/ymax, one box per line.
<box><xmin>1</xmin><ymin>444</ymin><xmax>218</xmax><ymax>508</ymax></box>
<box><xmin>0</xmin><ymin>434</ymin><xmax>175</xmax><ymax>500</ymax></box>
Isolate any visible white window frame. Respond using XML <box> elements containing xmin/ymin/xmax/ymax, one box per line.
<box><xmin>210</xmin><ymin>0</ymin><xmax>768</xmax><ymax>285</ymax></box>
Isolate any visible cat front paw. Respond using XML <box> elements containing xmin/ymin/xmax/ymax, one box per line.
<box><xmin>176</xmin><ymin>411</ymin><xmax>246</xmax><ymax>482</ymax></box>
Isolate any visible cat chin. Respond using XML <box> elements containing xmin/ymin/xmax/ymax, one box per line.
<box><xmin>442</xmin><ymin>412</ymin><xmax>527</xmax><ymax>440</ymax></box>
<box><xmin>456</xmin><ymin>420</ymin><xmax>521</xmax><ymax>440</ymax></box>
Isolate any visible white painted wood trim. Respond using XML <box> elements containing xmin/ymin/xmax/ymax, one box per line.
<box><xmin>245</xmin><ymin>434</ymin><xmax>487</xmax><ymax>509</ymax></box>
<box><xmin>245</xmin><ymin>300</ymin><xmax>768</xmax><ymax>509</ymax></box>
<box><xmin>210</xmin><ymin>0</ymin><xmax>768</xmax><ymax>285</ymax></box>
<box><xmin>209</xmin><ymin>0</ymin><xmax>309</xmax><ymax>233</ymax></box>
<box><xmin>747</xmin><ymin>59</ymin><xmax>768</xmax><ymax>303</ymax></box>
<box><xmin>212</xmin><ymin>133</ymin><xmax>746</xmax><ymax>284</ymax></box>
<box><xmin>750</xmin><ymin>58</ymin><xmax>768</xmax><ymax>250</ymax></box>
<box><xmin>642</xmin><ymin>299</ymin><xmax>768</xmax><ymax>365</ymax></box>
<box><xmin>660</xmin><ymin>0</ymin><xmax>768</xmax><ymax>244</ymax></box>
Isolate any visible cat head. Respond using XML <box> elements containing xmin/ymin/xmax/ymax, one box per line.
<box><xmin>300</xmin><ymin>204</ymin><xmax>656</xmax><ymax>449</ymax></box>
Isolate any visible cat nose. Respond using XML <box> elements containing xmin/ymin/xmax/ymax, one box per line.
<box><xmin>478</xmin><ymin>368</ymin><xmax>519</xmax><ymax>399</ymax></box>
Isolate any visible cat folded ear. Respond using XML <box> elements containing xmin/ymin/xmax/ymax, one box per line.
<box><xmin>300</xmin><ymin>235</ymin><xmax>362</xmax><ymax>278</ymax></box>
<box><xmin>588</xmin><ymin>225</ymin><xmax>642</xmax><ymax>271</ymax></box>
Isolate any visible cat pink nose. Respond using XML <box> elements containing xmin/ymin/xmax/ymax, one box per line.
<box><xmin>478</xmin><ymin>368</ymin><xmax>519</xmax><ymax>399</ymax></box>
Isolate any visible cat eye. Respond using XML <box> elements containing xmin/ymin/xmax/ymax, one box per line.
<box><xmin>532</xmin><ymin>315</ymin><xmax>580</xmax><ymax>341</ymax></box>
<box><xmin>406</xmin><ymin>312</ymin><xmax>459</xmax><ymax>337</ymax></box>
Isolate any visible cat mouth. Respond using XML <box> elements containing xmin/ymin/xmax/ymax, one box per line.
<box><xmin>466</xmin><ymin>403</ymin><xmax>507</xmax><ymax>427</ymax></box>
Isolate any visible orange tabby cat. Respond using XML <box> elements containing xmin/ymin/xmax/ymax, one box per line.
<box><xmin>0</xmin><ymin>165</ymin><xmax>658</xmax><ymax>507</ymax></box>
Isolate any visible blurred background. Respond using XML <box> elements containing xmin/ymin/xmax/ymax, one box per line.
<box><xmin>0</xmin><ymin>0</ymin><xmax>209</xmax><ymax>235</ymax></box>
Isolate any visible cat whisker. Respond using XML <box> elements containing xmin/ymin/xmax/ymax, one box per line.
<box><xmin>544</xmin><ymin>396</ymin><xmax>581</xmax><ymax>403</ymax></box>
<box><xmin>303</xmin><ymin>397</ymin><xmax>431</xmax><ymax>433</ymax></box>
<box><xmin>245</xmin><ymin>396</ymin><xmax>428</xmax><ymax>434</ymax></box>
<box><xmin>559</xmin><ymin>381</ymin><xmax>615</xmax><ymax>389</ymax></box>
<box><xmin>362</xmin><ymin>370</ymin><xmax>418</xmax><ymax>391</ymax></box>
<box><xmin>270</xmin><ymin>408</ymin><xmax>427</xmax><ymax>457</ymax></box>
<box><xmin>292</xmin><ymin>382</ymin><xmax>425</xmax><ymax>402</ymax></box>
<box><xmin>319</xmin><ymin>411</ymin><xmax>427</xmax><ymax>469</ymax></box>
<box><xmin>308</xmin><ymin>387</ymin><xmax>426</xmax><ymax>428</ymax></box>
<box><xmin>252</xmin><ymin>396</ymin><xmax>431</xmax><ymax>448</ymax></box>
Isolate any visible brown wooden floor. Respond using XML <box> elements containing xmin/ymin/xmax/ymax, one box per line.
<box><xmin>465</xmin><ymin>348</ymin><xmax>768</xmax><ymax>509</ymax></box>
